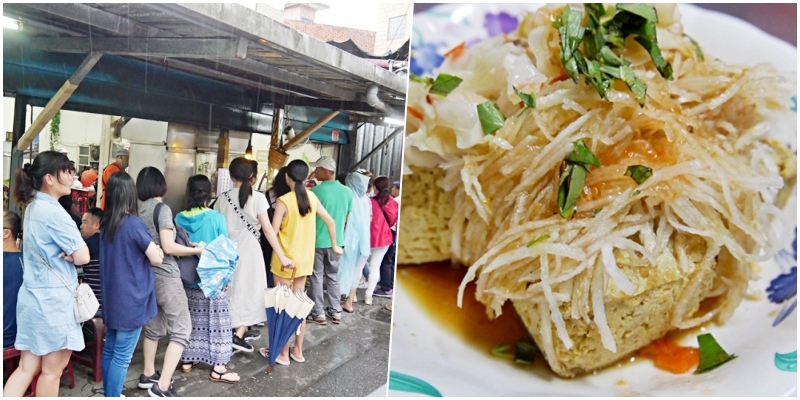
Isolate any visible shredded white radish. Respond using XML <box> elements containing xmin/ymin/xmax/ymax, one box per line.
<box><xmin>404</xmin><ymin>4</ymin><xmax>793</xmax><ymax>362</ymax></box>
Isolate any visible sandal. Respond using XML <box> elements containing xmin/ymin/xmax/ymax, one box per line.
<box><xmin>209</xmin><ymin>368</ymin><xmax>240</xmax><ymax>384</ymax></box>
<box><xmin>342</xmin><ymin>305</ymin><xmax>355</xmax><ymax>313</ymax></box>
<box><xmin>289</xmin><ymin>347</ymin><xmax>306</xmax><ymax>363</ymax></box>
<box><xmin>181</xmin><ymin>361</ymin><xmax>199</xmax><ymax>373</ymax></box>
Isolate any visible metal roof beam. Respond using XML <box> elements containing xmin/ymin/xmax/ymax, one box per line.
<box><xmin>216</xmin><ymin>57</ymin><xmax>358</xmax><ymax>101</ymax></box>
<box><xmin>151</xmin><ymin>3</ymin><xmax>407</xmax><ymax>96</ymax></box>
<box><xmin>30</xmin><ymin>36</ymin><xmax>359</xmax><ymax>100</ymax></box>
<box><xmin>143</xmin><ymin>57</ymin><xmax>376</xmax><ymax>111</ymax></box>
<box><xmin>30</xmin><ymin>37</ymin><xmax>238</xmax><ymax>59</ymax></box>
<box><xmin>25</xmin><ymin>3</ymin><xmax>133</xmax><ymax>35</ymax></box>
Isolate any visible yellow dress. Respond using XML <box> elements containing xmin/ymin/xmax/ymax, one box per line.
<box><xmin>271</xmin><ymin>189</ymin><xmax>318</xmax><ymax>279</ymax></box>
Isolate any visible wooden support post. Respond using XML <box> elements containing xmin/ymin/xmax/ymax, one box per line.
<box><xmin>282</xmin><ymin>110</ymin><xmax>340</xmax><ymax>150</ymax></box>
<box><xmin>16</xmin><ymin>52</ymin><xmax>102</xmax><ymax>151</ymax></box>
<box><xmin>266</xmin><ymin>105</ymin><xmax>284</xmax><ymax>184</ymax></box>
<box><xmin>217</xmin><ymin>130</ymin><xmax>230</xmax><ymax>169</ymax></box>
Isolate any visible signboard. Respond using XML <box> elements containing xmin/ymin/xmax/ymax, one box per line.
<box><xmin>331</xmin><ymin>129</ymin><xmax>340</xmax><ymax>142</ymax></box>
<box><xmin>216</xmin><ymin>168</ymin><xmax>234</xmax><ymax>196</ymax></box>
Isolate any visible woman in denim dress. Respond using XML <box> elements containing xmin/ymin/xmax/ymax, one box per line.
<box><xmin>4</xmin><ymin>151</ymin><xmax>90</xmax><ymax>397</ymax></box>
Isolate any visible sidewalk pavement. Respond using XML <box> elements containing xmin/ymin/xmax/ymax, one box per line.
<box><xmin>58</xmin><ymin>290</ymin><xmax>393</xmax><ymax>397</ymax></box>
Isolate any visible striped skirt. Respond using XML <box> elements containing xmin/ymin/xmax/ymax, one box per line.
<box><xmin>181</xmin><ymin>288</ymin><xmax>233</xmax><ymax>366</ymax></box>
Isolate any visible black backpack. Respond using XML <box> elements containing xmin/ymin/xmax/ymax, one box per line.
<box><xmin>153</xmin><ymin>202</ymin><xmax>200</xmax><ymax>287</ymax></box>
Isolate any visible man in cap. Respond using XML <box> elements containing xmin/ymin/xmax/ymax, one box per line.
<box><xmin>308</xmin><ymin>156</ymin><xmax>352</xmax><ymax>325</ymax></box>
<box><xmin>100</xmin><ymin>148</ymin><xmax>130</xmax><ymax>209</ymax></box>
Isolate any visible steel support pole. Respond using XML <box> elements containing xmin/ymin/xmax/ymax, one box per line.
<box><xmin>350</xmin><ymin>127</ymin><xmax>403</xmax><ymax>172</ymax></box>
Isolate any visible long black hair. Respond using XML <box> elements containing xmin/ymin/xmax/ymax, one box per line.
<box><xmin>272</xmin><ymin>167</ymin><xmax>291</xmax><ymax>199</ymax></box>
<box><xmin>101</xmin><ymin>172</ymin><xmax>139</xmax><ymax>242</ymax></box>
<box><xmin>373</xmin><ymin>176</ymin><xmax>391</xmax><ymax>207</ymax></box>
<box><xmin>229</xmin><ymin>157</ymin><xmax>254</xmax><ymax>209</ymax></box>
<box><xmin>185</xmin><ymin>175</ymin><xmax>213</xmax><ymax>211</ymax></box>
<box><xmin>13</xmin><ymin>151</ymin><xmax>71</xmax><ymax>205</ymax></box>
<box><xmin>285</xmin><ymin>160</ymin><xmax>311</xmax><ymax>217</ymax></box>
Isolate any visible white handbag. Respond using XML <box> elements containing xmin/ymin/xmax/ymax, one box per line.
<box><xmin>36</xmin><ymin>252</ymin><xmax>99</xmax><ymax>323</ymax></box>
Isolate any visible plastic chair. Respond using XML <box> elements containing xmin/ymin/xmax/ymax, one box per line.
<box><xmin>71</xmin><ymin>317</ymin><xmax>105</xmax><ymax>383</ymax></box>
<box><xmin>3</xmin><ymin>347</ymin><xmax>75</xmax><ymax>396</ymax></box>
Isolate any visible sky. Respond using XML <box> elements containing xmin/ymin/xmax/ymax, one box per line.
<box><xmin>251</xmin><ymin>2</ymin><xmax>380</xmax><ymax>32</ymax></box>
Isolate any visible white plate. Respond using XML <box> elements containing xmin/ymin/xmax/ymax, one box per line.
<box><xmin>389</xmin><ymin>4</ymin><xmax>797</xmax><ymax>397</ymax></box>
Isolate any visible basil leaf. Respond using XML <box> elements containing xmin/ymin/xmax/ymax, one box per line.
<box><xmin>526</xmin><ymin>234</ymin><xmax>550</xmax><ymax>248</ymax></box>
<box><xmin>477</xmin><ymin>101</ymin><xmax>506</xmax><ymax>135</ymax></box>
<box><xmin>560</xmin><ymin>5</ymin><xmax>586</xmax><ymax>58</ymax></box>
<box><xmin>598</xmin><ymin>46</ymin><xmax>627</xmax><ymax>67</ymax></box>
<box><xmin>590</xmin><ymin>208</ymin><xmax>603</xmax><ymax>216</ymax></box>
<box><xmin>491</xmin><ymin>343</ymin><xmax>515</xmax><ymax>359</ymax></box>
<box><xmin>633</xmin><ymin>23</ymin><xmax>674</xmax><ymax>80</ymax></box>
<box><xmin>559</xmin><ymin>163</ymin><xmax>587</xmax><ymax>219</ymax></box>
<box><xmin>695</xmin><ymin>333</ymin><xmax>737</xmax><ymax>374</ymax></box>
<box><xmin>625</xmin><ymin>165</ymin><xmax>653</xmax><ymax>184</ymax></box>
<box><xmin>633</xmin><ymin>190</ymin><xmax>641</xmax><ymax>196</ymax></box>
<box><xmin>566</xmin><ymin>140</ymin><xmax>602</xmax><ymax>167</ymax></box>
<box><xmin>684</xmin><ymin>34</ymin><xmax>705</xmax><ymax>61</ymax></box>
<box><xmin>616</xmin><ymin>3</ymin><xmax>658</xmax><ymax>22</ymax></box>
<box><xmin>582</xmin><ymin>4</ymin><xmax>606</xmax><ymax>59</ymax></box>
<box><xmin>515</xmin><ymin>342</ymin><xmax>538</xmax><ymax>364</ymax></box>
<box><xmin>429</xmin><ymin>73</ymin><xmax>463</xmax><ymax>96</ymax></box>
<box><xmin>619</xmin><ymin>65</ymin><xmax>647</xmax><ymax>106</ymax></box>
<box><xmin>409</xmin><ymin>74</ymin><xmax>434</xmax><ymax>86</ymax></box>
<box><xmin>513</xmin><ymin>86</ymin><xmax>536</xmax><ymax>109</ymax></box>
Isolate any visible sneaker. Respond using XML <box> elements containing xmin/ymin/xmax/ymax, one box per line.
<box><xmin>244</xmin><ymin>329</ymin><xmax>261</xmax><ymax>342</ymax></box>
<box><xmin>148</xmin><ymin>383</ymin><xmax>180</xmax><ymax>397</ymax></box>
<box><xmin>358</xmin><ymin>279</ymin><xmax>368</xmax><ymax>290</ymax></box>
<box><xmin>307</xmin><ymin>314</ymin><xmax>327</xmax><ymax>325</ymax></box>
<box><xmin>326</xmin><ymin>308</ymin><xmax>341</xmax><ymax>324</ymax></box>
<box><xmin>364</xmin><ymin>296</ymin><xmax>373</xmax><ymax>306</ymax></box>
<box><xmin>374</xmin><ymin>288</ymin><xmax>393</xmax><ymax>298</ymax></box>
<box><xmin>232</xmin><ymin>333</ymin><xmax>254</xmax><ymax>353</ymax></box>
<box><xmin>138</xmin><ymin>371</ymin><xmax>161</xmax><ymax>390</ymax></box>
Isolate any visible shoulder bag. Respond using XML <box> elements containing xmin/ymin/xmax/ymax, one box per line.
<box><xmin>154</xmin><ymin>202</ymin><xmax>200</xmax><ymax>287</ymax></box>
<box><xmin>223</xmin><ymin>191</ymin><xmax>261</xmax><ymax>241</ymax></box>
<box><xmin>35</xmin><ymin>252</ymin><xmax>98</xmax><ymax>323</ymax></box>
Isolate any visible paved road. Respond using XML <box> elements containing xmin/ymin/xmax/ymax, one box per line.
<box><xmin>59</xmin><ymin>291</ymin><xmax>393</xmax><ymax>397</ymax></box>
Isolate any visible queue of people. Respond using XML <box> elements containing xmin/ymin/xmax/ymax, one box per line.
<box><xmin>2</xmin><ymin>150</ymin><xmax>399</xmax><ymax>397</ymax></box>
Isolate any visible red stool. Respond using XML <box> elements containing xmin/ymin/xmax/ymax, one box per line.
<box><xmin>71</xmin><ymin>317</ymin><xmax>106</xmax><ymax>382</ymax></box>
<box><xmin>3</xmin><ymin>347</ymin><xmax>75</xmax><ymax>396</ymax></box>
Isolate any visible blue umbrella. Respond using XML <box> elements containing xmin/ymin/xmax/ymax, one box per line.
<box><xmin>264</xmin><ymin>268</ymin><xmax>314</xmax><ymax>372</ymax></box>
<box><xmin>197</xmin><ymin>235</ymin><xmax>239</xmax><ymax>299</ymax></box>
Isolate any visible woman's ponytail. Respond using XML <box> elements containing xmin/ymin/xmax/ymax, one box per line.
<box><xmin>286</xmin><ymin>160</ymin><xmax>311</xmax><ymax>216</ymax></box>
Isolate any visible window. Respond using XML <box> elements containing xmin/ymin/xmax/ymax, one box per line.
<box><xmin>387</xmin><ymin>15</ymin><xmax>407</xmax><ymax>41</ymax></box>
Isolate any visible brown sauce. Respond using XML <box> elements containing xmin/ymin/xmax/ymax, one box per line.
<box><xmin>398</xmin><ymin>262</ymin><xmax>531</xmax><ymax>357</ymax></box>
<box><xmin>399</xmin><ymin>262</ymin><xmax>718</xmax><ymax>377</ymax></box>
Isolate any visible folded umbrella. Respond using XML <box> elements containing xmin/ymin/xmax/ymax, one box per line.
<box><xmin>264</xmin><ymin>267</ymin><xmax>314</xmax><ymax>372</ymax></box>
<box><xmin>197</xmin><ymin>235</ymin><xmax>239</xmax><ymax>299</ymax></box>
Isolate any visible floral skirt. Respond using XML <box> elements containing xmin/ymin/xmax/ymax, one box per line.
<box><xmin>181</xmin><ymin>288</ymin><xmax>233</xmax><ymax>366</ymax></box>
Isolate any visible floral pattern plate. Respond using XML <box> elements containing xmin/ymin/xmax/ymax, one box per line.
<box><xmin>389</xmin><ymin>3</ymin><xmax>797</xmax><ymax>397</ymax></box>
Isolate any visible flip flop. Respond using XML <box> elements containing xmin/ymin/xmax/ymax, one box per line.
<box><xmin>289</xmin><ymin>347</ymin><xmax>306</xmax><ymax>363</ymax></box>
<box><xmin>342</xmin><ymin>306</ymin><xmax>355</xmax><ymax>314</ymax></box>
<box><xmin>209</xmin><ymin>369</ymin><xmax>240</xmax><ymax>384</ymax></box>
<box><xmin>261</xmin><ymin>347</ymin><xmax>291</xmax><ymax>365</ymax></box>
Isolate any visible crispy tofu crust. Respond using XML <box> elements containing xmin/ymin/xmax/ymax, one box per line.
<box><xmin>397</xmin><ymin>166</ymin><xmax>455</xmax><ymax>265</ymax></box>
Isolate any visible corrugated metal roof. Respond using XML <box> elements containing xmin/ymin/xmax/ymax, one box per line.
<box><xmin>3</xmin><ymin>3</ymin><xmax>407</xmax><ymax>118</ymax></box>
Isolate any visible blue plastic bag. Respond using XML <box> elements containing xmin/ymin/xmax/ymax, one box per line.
<box><xmin>197</xmin><ymin>235</ymin><xmax>239</xmax><ymax>299</ymax></box>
